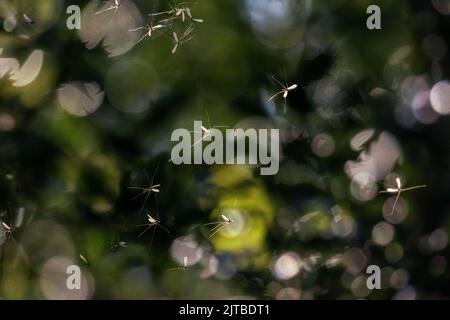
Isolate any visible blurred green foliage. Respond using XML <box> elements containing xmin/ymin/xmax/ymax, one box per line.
<box><xmin>0</xmin><ymin>0</ymin><xmax>449</xmax><ymax>299</ymax></box>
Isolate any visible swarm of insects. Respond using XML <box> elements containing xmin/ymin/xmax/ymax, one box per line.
<box><xmin>171</xmin><ymin>24</ymin><xmax>194</xmax><ymax>54</ymax></box>
<box><xmin>0</xmin><ymin>207</ymin><xmax>21</xmax><ymax>244</ymax></box>
<box><xmin>114</xmin><ymin>241</ymin><xmax>128</xmax><ymax>248</ymax></box>
<box><xmin>379</xmin><ymin>177</ymin><xmax>426</xmax><ymax>215</ymax></box>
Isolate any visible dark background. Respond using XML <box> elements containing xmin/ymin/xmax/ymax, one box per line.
<box><xmin>0</xmin><ymin>0</ymin><xmax>449</xmax><ymax>299</ymax></box>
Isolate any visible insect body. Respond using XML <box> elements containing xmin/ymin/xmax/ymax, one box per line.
<box><xmin>106</xmin><ymin>241</ymin><xmax>128</xmax><ymax>255</ymax></box>
<box><xmin>128</xmin><ymin>164</ymin><xmax>161</xmax><ymax>215</ymax></box>
<box><xmin>79</xmin><ymin>254</ymin><xmax>90</xmax><ymax>265</ymax></box>
<box><xmin>95</xmin><ymin>0</ymin><xmax>121</xmax><ymax>15</ymax></box>
<box><xmin>171</xmin><ymin>25</ymin><xmax>194</xmax><ymax>54</ymax></box>
<box><xmin>203</xmin><ymin>214</ymin><xmax>234</xmax><ymax>238</ymax></box>
<box><xmin>137</xmin><ymin>213</ymin><xmax>170</xmax><ymax>237</ymax></box>
<box><xmin>0</xmin><ymin>221</ymin><xmax>14</xmax><ymax>240</ymax></box>
<box><xmin>0</xmin><ymin>207</ymin><xmax>17</xmax><ymax>244</ymax></box>
<box><xmin>150</xmin><ymin>2</ymin><xmax>203</xmax><ymax>23</ymax></box>
<box><xmin>169</xmin><ymin>256</ymin><xmax>189</xmax><ymax>271</ymax></box>
<box><xmin>269</xmin><ymin>75</ymin><xmax>298</xmax><ymax>113</ymax></box>
<box><xmin>379</xmin><ymin>177</ymin><xmax>426</xmax><ymax>215</ymax></box>
<box><xmin>129</xmin><ymin>22</ymin><xmax>167</xmax><ymax>44</ymax></box>
<box><xmin>190</xmin><ymin>110</ymin><xmax>228</xmax><ymax>148</ymax></box>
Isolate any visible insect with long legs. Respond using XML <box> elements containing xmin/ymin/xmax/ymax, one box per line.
<box><xmin>0</xmin><ymin>207</ymin><xmax>18</xmax><ymax>244</ymax></box>
<box><xmin>171</xmin><ymin>24</ymin><xmax>194</xmax><ymax>54</ymax></box>
<box><xmin>148</xmin><ymin>1</ymin><xmax>184</xmax><ymax>18</ymax></box>
<box><xmin>294</xmin><ymin>211</ymin><xmax>319</xmax><ymax>231</ymax></box>
<box><xmin>301</xmin><ymin>253</ymin><xmax>323</xmax><ymax>272</ymax></box>
<box><xmin>129</xmin><ymin>22</ymin><xmax>167</xmax><ymax>44</ymax></box>
<box><xmin>95</xmin><ymin>0</ymin><xmax>121</xmax><ymax>15</ymax></box>
<box><xmin>105</xmin><ymin>240</ymin><xmax>128</xmax><ymax>255</ymax></box>
<box><xmin>161</xmin><ymin>8</ymin><xmax>204</xmax><ymax>23</ymax></box>
<box><xmin>331</xmin><ymin>210</ymin><xmax>342</xmax><ymax>223</ymax></box>
<box><xmin>128</xmin><ymin>164</ymin><xmax>161</xmax><ymax>215</ymax></box>
<box><xmin>168</xmin><ymin>109</ymin><xmax>226</xmax><ymax>162</ymax></box>
<box><xmin>190</xmin><ymin>109</ymin><xmax>228</xmax><ymax>148</ymax></box>
<box><xmin>79</xmin><ymin>254</ymin><xmax>90</xmax><ymax>265</ymax></box>
<box><xmin>0</xmin><ymin>221</ymin><xmax>14</xmax><ymax>242</ymax></box>
<box><xmin>23</xmin><ymin>13</ymin><xmax>34</xmax><ymax>24</ymax></box>
<box><xmin>379</xmin><ymin>177</ymin><xmax>427</xmax><ymax>215</ymax></box>
<box><xmin>203</xmin><ymin>214</ymin><xmax>234</xmax><ymax>238</ymax></box>
<box><xmin>94</xmin><ymin>0</ymin><xmax>123</xmax><ymax>32</ymax></box>
<box><xmin>149</xmin><ymin>2</ymin><xmax>203</xmax><ymax>23</ymax></box>
<box><xmin>20</xmin><ymin>10</ymin><xmax>38</xmax><ymax>37</ymax></box>
<box><xmin>268</xmin><ymin>74</ymin><xmax>298</xmax><ymax>113</ymax></box>
<box><xmin>137</xmin><ymin>210</ymin><xmax>170</xmax><ymax>249</ymax></box>
<box><xmin>168</xmin><ymin>256</ymin><xmax>189</xmax><ymax>271</ymax></box>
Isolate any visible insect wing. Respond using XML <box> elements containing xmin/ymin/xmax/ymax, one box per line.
<box><xmin>395</xmin><ymin>177</ymin><xmax>402</xmax><ymax>189</ymax></box>
<box><xmin>1</xmin><ymin>222</ymin><xmax>11</xmax><ymax>230</ymax></box>
<box><xmin>147</xmin><ymin>214</ymin><xmax>157</xmax><ymax>223</ymax></box>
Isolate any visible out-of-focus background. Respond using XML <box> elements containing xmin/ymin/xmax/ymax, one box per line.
<box><xmin>1</xmin><ymin>0</ymin><xmax>449</xmax><ymax>299</ymax></box>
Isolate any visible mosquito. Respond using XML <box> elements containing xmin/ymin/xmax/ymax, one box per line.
<box><xmin>128</xmin><ymin>164</ymin><xmax>161</xmax><ymax>215</ymax></box>
<box><xmin>379</xmin><ymin>177</ymin><xmax>427</xmax><ymax>215</ymax></box>
<box><xmin>129</xmin><ymin>22</ymin><xmax>167</xmax><ymax>44</ymax></box>
<box><xmin>21</xmin><ymin>11</ymin><xmax>39</xmax><ymax>34</ymax></box>
<box><xmin>105</xmin><ymin>240</ymin><xmax>128</xmax><ymax>255</ymax></box>
<box><xmin>325</xmin><ymin>254</ymin><xmax>342</xmax><ymax>268</ymax></box>
<box><xmin>331</xmin><ymin>211</ymin><xmax>342</xmax><ymax>223</ymax></box>
<box><xmin>23</xmin><ymin>13</ymin><xmax>34</xmax><ymax>24</ymax></box>
<box><xmin>150</xmin><ymin>2</ymin><xmax>203</xmax><ymax>23</ymax></box>
<box><xmin>171</xmin><ymin>24</ymin><xmax>194</xmax><ymax>54</ymax></box>
<box><xmin>168</xmin><ymin>110</ymin><xmax>227</xmax><ymax>162</ymax></box>
<box><xmin>190</xmin><ymin>109</ymin><xmax>228</xmax><ymax>148</ymax></box>
<box><xmin>299</xmin><ymin>212</ymin><xmax>319</xmax><ymax>223</ymax></box>
<box><xmin>161</xmin><ymin>7</ymin><xmax>204</xmax><ymax>23</ymax></box>
<box><xmin>148</xmin><ymin>1</ymin><xmax>181</xmax><ymax>17</ymax></box>
<box><xmin>269</xmin><ymin>75</ymin><xmax>298</xmax><ymax>113</ymax></box>
<box><xmin>0</xmin><ymin>207</ymin><xmax>17</xmax><ymax>244</ymax></box>
<box><xmin>168</xmin><ymin>256</ymin><xmax>189</xmax><ymax>271</ymax></box>
<box><xmin>203</xmin><ymin>214</ymin><xmax>234</xmax><ymax>238</ymax></box>
<box><xmin>95</xmin><ymin>0</ymin><xmax>121</xmax><ymax>15</ymax></box>
<box><xmin>114</xmin><ymin>241</ymin><xmax>128</xmax><ymax>248</ymax></box>
<box><xmin>137</xmin><ymin>211</ymin><xmax>170</xmax><ymax>249</ymax></box>
<box><xmin>79</xmin><ymin>254</ymin><xmax>90</xmax><ymax>265</ymax></box>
